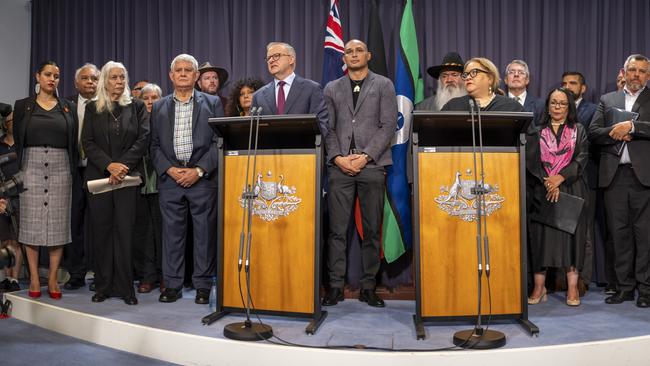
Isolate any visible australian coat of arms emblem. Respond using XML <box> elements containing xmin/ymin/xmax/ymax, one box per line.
<box><xmin>239</xmin><ymin>170</ymin><xmax>302</xmax><ymax>222</ymax></box>
<box><xmin>434</xmin><ymin>170</ymin><xmax>505</xmax><ymax>222</ymax></box>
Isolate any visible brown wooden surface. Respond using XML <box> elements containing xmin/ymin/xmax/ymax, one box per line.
<box><xmin>418</xmin><ymin>152</ymin><xmax>522</xmax><ymax>317</ymax></box>
<box><xmin>222</xmin><ymin>154</ymin><xmax>316</xmax><ymax>314</ymax></box>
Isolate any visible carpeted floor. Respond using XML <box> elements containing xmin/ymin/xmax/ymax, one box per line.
<box><xmin>2</xmin><ymin>284</ymin><xmax>649</xmax><ymax>360</ymax></box>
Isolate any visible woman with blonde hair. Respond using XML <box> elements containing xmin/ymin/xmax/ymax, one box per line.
<box><xmin>442</xmin><ymin>57</ymin><xmax>522</xmax><ymax>112</ymax></box>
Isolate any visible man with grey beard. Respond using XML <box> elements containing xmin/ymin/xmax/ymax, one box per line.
<box><xmin>416</xmin><ymin>52</ymin><xmax>466</xmax><ymax>111</ymax></box>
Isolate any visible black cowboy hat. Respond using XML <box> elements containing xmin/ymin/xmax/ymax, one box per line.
<box><xmin>427</xmin><ymin>52</ymin><xmax>464</xmax><ymax>79</ymax></box>
<box><xmin>196</xmin><ymin>61</ymin><xmax>229</xmax><ymax>89</ymax></box>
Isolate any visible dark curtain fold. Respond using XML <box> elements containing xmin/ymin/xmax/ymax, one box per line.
<box><xmin>29</xmin><ymin>0</ymin><xmax>650</xmax><ymax>289</ymax></box>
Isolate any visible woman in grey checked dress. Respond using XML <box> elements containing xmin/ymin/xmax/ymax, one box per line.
<box><xmin>13</xmin><ymin>61</ymin><xmax>78</xmax><ymax>299</ymax></box>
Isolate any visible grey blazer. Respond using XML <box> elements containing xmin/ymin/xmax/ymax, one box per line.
<box><xmin>324</xmin><ymin>71</ymin><xmax>397</xmax><ymax>167</ymax></box>
<box><xmin>251</xmin><ymin>74</ymin><xmax>329</xmax><ymax>136</ymax></box>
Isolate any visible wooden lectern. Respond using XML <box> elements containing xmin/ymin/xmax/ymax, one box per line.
<box><xmin>205</xmin><ymin>114</ymin><xmax>326</xmax><ymax>334</ymax></box>
<box><xmin>411</xmin><ymin>111</ymin><xmax>538</xmax><ymax>339</ymax></box>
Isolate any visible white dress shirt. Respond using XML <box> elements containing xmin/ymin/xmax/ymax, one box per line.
<box><xmin>274</xmin><ymin>72</ymin><xmax>296</xmax><ymax>108</ymax></box>
<box><xmin>508</xmin><ymin>90</ymin><xmax>527</xmax><ymax>106</ymax></box>
<box><xmin>620</xmin><ymin>86</ymin><xmax>643</xmax><ymax>164</ymax></box>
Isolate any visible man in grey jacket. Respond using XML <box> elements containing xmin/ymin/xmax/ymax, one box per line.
<box><xmin>322</xmin><ymin>39</ymin><xmax>397</xmax><ymax>308</ymax></box>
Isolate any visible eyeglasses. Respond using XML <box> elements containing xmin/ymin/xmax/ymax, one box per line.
<box><xmin>265</xmin><ymin>53</ymin><xmax>290</xmax><ymax>63</ymax></box>
<box><xmin>461</xmin><ymin>68</ymin><xmax>489</xmax><ymax>80</ymax></box>
<box><xmin>507</xmin><ymin>69</ymin><xmax>527</xmax><ymax>76</ymax></box>
<box><xmin>549</xmin><ymin>101</ymin><xmax>569</xmax><ymax>108</ymax></box>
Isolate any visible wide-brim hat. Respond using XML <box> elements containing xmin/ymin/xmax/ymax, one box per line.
<box><xmin>427</xmin><ymin>52</ymin><xmax>464</xmax><ymax>79</ymax></box>
<box><xmin>196</xmin><ymin>61</ymin><xmax>229</xmax><ymax>88</ymax></box>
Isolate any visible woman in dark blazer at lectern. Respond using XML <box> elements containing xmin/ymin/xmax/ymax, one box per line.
<box><xmin>525</xmin><ymin>88</ymin><xmax>589</xmax><ymax>307</ymax></box>
<box><xmin>82</xmin><ymin>61</ymin><xmax>149</xmax><ymax>305</ymax></box>
<box><xmin>442</xmin><ymin>57</ymin><xmax>523</xmax><ymax>112</ymax></box>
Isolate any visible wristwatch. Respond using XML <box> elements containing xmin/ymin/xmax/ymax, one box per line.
<box><xmin>195</xmin><ymin>167</ymin><xmax>205</xmax><ymax>178</ymax></box>
<box><xmin>362</xmin><ymin>153</ymin><xmax>372</xmax><ymax>162</ymax></box>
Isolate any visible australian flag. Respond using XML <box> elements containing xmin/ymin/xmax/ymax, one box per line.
<box><xmin>322</xmin><ymin>0</ymin><xmax>346</xmax><ymax>86</ymax></box>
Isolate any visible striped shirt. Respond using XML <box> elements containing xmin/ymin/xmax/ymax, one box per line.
<box><xmin>173</xmin><ymin>91</ymin><xmax>194</xmax><ymax>163</ymax></box>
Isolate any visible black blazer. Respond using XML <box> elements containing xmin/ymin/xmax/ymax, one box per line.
<box><xmin>588</xmin><ymin>88</ymin><xmax>650</xmax><ymax>187</ymax></box>
<box><xmin>13</xmin><ymin>96</ymin><xmax>79</xmax><ymax>173</ymax></box>
<box><xmin>81</xmin><ymin>99</ymin><xmax>150</xmax><ymax>182</ymax></box>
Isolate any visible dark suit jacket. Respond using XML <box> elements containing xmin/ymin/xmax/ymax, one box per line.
<box><xmin>324</xmin><ymin>71</ymin><xmax>397</xmax><ymax>167</ymax></box>
<box><xmin>251</xmin><ymin>74</ymin><xmax>329</xmax><ymax>136</ymax></box>
<box><xmin>577</xmin><ymin>99</ymin><xmax>599</xmax><ymax>188</ymax></box>
<box><xmin>13</xmin><ymin>96</ymin><xmax>79</xmax><ymax>173</ymax></box>
<box><xmin>150</xmin><ymin>91</ymin><xmax>223</xmax><ymax>190</ymax></box>
<box><xmin>81</xmin><ymin>99</ymin><xmax>150</xmax><ymax>182</ymax></box>
<box><xmin>577</xmin><ymin>100</ymin><xmax>597</xmax><ymax>127</ymax></box>
<box><xmin>588</xmin><ymin>88</ymin><xmax>650</xmax><ymax>187</ymax></box>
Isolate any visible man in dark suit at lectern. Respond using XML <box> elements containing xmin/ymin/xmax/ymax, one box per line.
<box><xmin>321</xmin><ymin>39</ymin><xmax>397</xmax><ymax>308</ymax></box>
<box><xmin>252</xmin><ymin>41</ymin><xmax>328</xmax><ymax>135</ymax></box>
<box><xmin>150</xmin><ymin>54</ymin><xmax>223</xmax><ymax>305</ymax></box>
<box><xmin>588</xmin><ymin>54</ymin><xmax>650</xmax><ymax>308</ymax></box>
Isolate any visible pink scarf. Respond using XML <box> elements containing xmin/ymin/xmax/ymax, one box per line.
<box><xmin>540</xmin><ymin>125</ymin><xmax>577</xmax><ymax>176</ymax></box>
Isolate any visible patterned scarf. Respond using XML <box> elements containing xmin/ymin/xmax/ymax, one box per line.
<box><xmin>540</xmin><ymin>125</ymin><xmax>577</xmax><ymax>176</ymax></box>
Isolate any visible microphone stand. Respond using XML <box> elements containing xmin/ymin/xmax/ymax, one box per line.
<box><xmin>223</xmin><ymin>107</ymin><xmax>273</xmax><ymax>341</ymax></box>
<box><xmin>453</xmin><ymin>99</ymin><xmax>506</xmax><ymax>349</ymax></box>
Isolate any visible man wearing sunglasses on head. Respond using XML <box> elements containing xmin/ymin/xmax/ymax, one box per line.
<box><xmin>251</xmin><ymin>42</ymin><xmax>328</xmax><ymax>136</ymax></box>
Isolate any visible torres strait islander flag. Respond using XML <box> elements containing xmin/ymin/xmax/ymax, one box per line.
<box><xmin>382</xmin><ymin>0</ymin><xmax>424</xmax><ymax>263</ymax></box>
<box><xmin>322</xmin><ymin>0</ymin><xmax>346</xmax><ymax>86</ymax></box>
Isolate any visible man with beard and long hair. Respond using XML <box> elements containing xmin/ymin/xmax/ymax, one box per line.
<box><xmin>416</xmin><ymin>52</ymin><xmax>466</xmax><ymax>111</ymax></box>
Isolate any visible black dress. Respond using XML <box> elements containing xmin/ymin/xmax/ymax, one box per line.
<box><xmin>526</xmin><ymin>123</ymin><xmax>589</xmax><ymax>271</ymax></box>
<box><xmin>442</xmin><ymin>94</ymin><xmax>524</xmax><ymax>112</ymax></box>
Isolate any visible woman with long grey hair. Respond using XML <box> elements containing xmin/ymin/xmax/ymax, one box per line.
<box><xmin>82</xmin><ymin>61</ymin><xmax>150</xmax><ymax>305</ymax></box>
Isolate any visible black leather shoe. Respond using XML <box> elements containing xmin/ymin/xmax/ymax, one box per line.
<box><xmin>605</xmin><ymin>291</ymin><xmax>634</xmax><ymax>304</ymax></box>
<box><xmin>636</xmin><ymin>296</ymin><xmax>650</xmax><ymax>308</ymax></box>
<box><xmin>159</xmin><ymin>288</ymin><xmax>182</xmax><ymax>303</ymax></box>
<box><xmin>64</xmin><ymin>278</ymin><xmax>85</xmax><ymax>290</ymax></box>
<box><xmin>322</xmin><ymin>287</ymin><xmax>344</xmax><ymax>306</ymax></box>
<box><xmin>604</xmin><ymin>284</ymin><xmax>617</xmax><ymax>295</ymax></box>
<box><xmin>195</xmin><ymin>288</ymin><xmax>210</xmax><ymax>304</ymax></box>
<box><xmin>92</xmin><ymin>293</ymin><xmax>109</xmax><ymax>303</ymax></box>
<box><xmin>359</xmin><ymin>289</ymin><xmax>385</xmax><ymax>308</ymax></box>
<box><xmin>124</xmin><ymin>296</ymin><xmax>138</xmax><ymax>305</ymax></box>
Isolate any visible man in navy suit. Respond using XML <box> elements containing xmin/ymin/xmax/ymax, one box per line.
<box><xmin>562</xmin><ymin>71</ymin><xmax>600</xmax><ymax>293</ymax></box>
<box><xmin>504</xmin><ymin>59</ymin><xmax>544</xmax><ymax>124</ymax></box>
<box><xmin>150</xmin><ymin>54</ymin><xmax>223</xmax><ymax>304</ymax></box>
<box><xmin>589</xmin><ymin>54</ymin><xmax>650</xmax><ymax>308</ymax></box>
<box><xmin>252</xmin><ymin>42</ymin><xmax>328</xmax><ymax>135</ymax></box>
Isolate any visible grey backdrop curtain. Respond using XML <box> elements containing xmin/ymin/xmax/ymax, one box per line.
<box><xmin>31</xmin><ymin>0</ymin><xmax>650</xmax><ymax>100</ymax></box>
<box><xmin>29</xmin><ymin>0</ymin><xmax>650</xmax><ymax>289</ymax></box>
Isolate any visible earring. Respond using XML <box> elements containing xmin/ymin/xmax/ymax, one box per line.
<box><xmin>34</xmin><ymin>83</ymin><xmax>40</xmax><ymax>94</ymax></box>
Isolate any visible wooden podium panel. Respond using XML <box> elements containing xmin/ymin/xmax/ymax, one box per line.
<box><xmin>222</xmin><ymin>154</ymin><xmax>316</xmax><ymax>314</ymax></box>
<box><xmin>418</xmin><ymin>152</ymin><xmax>521</xmax><ymax>317</ymax></box>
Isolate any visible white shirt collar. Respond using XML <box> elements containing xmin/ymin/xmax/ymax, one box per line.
<box><xmin>275</xmin><ymin>72</ymin><xmax>296</xmax><ymax>87</ymax></box>
<box><xmin>508</xmin><ymin>90</ymin><xmax>527</xmax><ymax>106</ymax></box>
<box><xmin>624</xmin><ymin>85</ymin><xmax>645</xmax><ymax>97</ymax></box>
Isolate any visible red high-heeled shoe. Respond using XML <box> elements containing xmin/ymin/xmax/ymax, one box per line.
<box><xmin>28</xmin><ymin>290</ymin><xmax>42</xmax><ymax>298</ymax></box>
<box><xmin>48</xmin><ymin>290</ymin><xmax>62</xmax><ymax>300</ymax></box>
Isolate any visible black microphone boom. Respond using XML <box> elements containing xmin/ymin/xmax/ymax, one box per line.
<box><xmin>452</xmin><ymin>98</ymin><xmax>506</xmax><ymax>349</ymax></box>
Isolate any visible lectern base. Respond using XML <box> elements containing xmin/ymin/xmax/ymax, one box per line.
<box><xmin>224</xmin><ymin>321</ymin><xmax>273</xmax><ymax>341</ymax></box>
<box><xmin>453</xmin><ymin>328</ymin><xmax>506</xmax><ymax>349</ymax></box>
